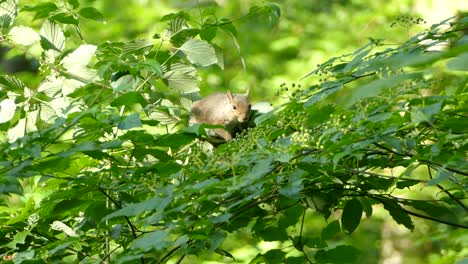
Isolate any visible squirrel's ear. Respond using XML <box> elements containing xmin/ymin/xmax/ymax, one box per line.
<box><xmin>227</xmin><ymin>90</ymin><xmax>234</xmax><ymax>102</ymax></box>
<box><xmin>244</xmin><ymin>87</ymin><xmax>250</xmax><ymax>97</ymax></box>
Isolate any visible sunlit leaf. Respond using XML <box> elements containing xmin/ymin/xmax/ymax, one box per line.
<box><xmin>179</xmin><ymin>39</ymin><xmax>218</xmax><ymax>66</ymax></box>
<box><xmin>0</xmin><ymin>98</ymin><xmax>16</xmax><ymax>123</ymax></box>
<box><xmin>8</xmin><ymin>26</ymin><xmax>40</xmax><ymax>46</ymax></box>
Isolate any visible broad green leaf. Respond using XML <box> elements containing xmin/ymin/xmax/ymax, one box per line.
<box><xmin>6</xmin><ymin>230</ymin><xmax>29</xmax><ymax>249</ymax></box>
<box><xmin>179</xmin><ymin>39</ymin><xmax>218</xmax><ymax>66</ymax></box>
<box><xmin>79</xmin><ymin>7</ymin><xmax>104</xmax><ymax>21</ymax></box>
<box><xmin>263</xmin><ymin>249</ymin><xmax>286</xmax><ymax>264</ymax></box>
<box><xmin>446</xmin><ymin>52</ymin><xmax>468</xmax><ymax>71</ymax></box>
<box><xmin>118</xmin><ymin>113</ymin><xmax>142</xmax><ymax>130</ymax></box>
<box><xmin>139</xmin><ymin>59</ymin><xmax>162</xmax><ymax>77</ymax></box>
<box><xmin>67</xmin><ymin>0</ymin><xmax>80</xmax><ymax>9</ymax></box>
<box><xmin>321</xmin><ymin>220</ymin><xmax>340</xmax><ymax>240</ymax></box>
<box><xmin>279</xmin><ymin>169</ymin><xmax>304</xmax><ymax>199</ymax></box>
<box><xmin>103</xmin><ymin>195</ymin><xmax>171</xmax><ymax>220</ymax></box>
<box><xmin>50</xmin><ymin>12</ymin><xmax>78</xmax><ymax>25</ymax></box>
<box><xmin>8</xmin><ymin>26</ymin><xmax>40</xmax><ymax>46</ymax></box>
<box><xmin>258</xmin><ymin>226</ymin><xmax>289</xmax><ymax>241</ymax></box>
<box><xmin>163</xmin><ymin>63</ymin><xmax>199</xmax><ymax>93</ymax></box>
<box><xmin>278</xmin><ymin>205</ymin><xmax>303</xmax><ymax>228</ymax></box>
<box><xmin>341</xmin><ymin>198</ymin><xmax>362</xmax><ymax>233</ymax></box>
<box><xmin>410</xmin><ymin>102</ymin><xmax>442</xmax><ymax>125</ymax></box>
<box><xmin>22</xmin><ymin>2</ymin><xmax>57</xmax><ymax>19</ymax></box>
<box><xmin>110</xmin><ymin>92</ymin><xmax>148</xmax><ymax>107</ymax></box>
<box><xmin>315</xmin><ymin>245</ymin><xmax>361</xmax><ymax>263</ymax></box>
<box><xmin>382</xmin><ymin>199</ymin><xmax>414</xmax><ymax>230</ymax></box>
<box><xmin>130</xmin><ymin>229</ymin><xmax>170</xmax><ymax>251</ymax></box>
<box><xmin>285</xmin><ymin>256</ymin><xmax>307</xmax><ymax>264</ymax></box>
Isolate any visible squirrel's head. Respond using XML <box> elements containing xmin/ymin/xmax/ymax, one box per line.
<box><xmin>226</xmin><ymin>89</ymin><xmax>251</xmax><ymax>123</ymax></box>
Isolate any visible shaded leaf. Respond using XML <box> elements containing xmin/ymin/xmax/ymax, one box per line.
<box><xmin>315</xmin><ymin>245</ymin><xmax>361</xmax><ymax>263</ymax></box>
<box><xmin>119</xmin><ymin>113</ymin><xmax>142</xmax><ymax>130</ymax></box>
<box><xmin>341</xmin><ymin>198</ymin><xmax>362</xmax><ymax>233</ymax></box>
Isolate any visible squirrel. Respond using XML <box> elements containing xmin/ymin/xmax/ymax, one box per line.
<box><xmin>190</xmin><ymin>89</ymin><xmax>251</xmax><ymax>141</ymax></box>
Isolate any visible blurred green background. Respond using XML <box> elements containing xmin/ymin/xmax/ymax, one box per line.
<box><xmin>4</xmin><ymin>0</ymin><xmax>467</xmax><ymax>263</ymax></box>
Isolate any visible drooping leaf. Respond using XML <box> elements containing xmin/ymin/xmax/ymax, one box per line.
<box><xmin>382</xmin><ymin>199</ymin><xmax>414</xmax><ymax>230</ymax></box>
<box><xmin>341</xmin><ymin>198</ymin><xmax>362</xmax><ymax>233</ymax></box>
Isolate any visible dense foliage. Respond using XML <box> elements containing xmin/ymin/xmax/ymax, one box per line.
<box><xmin>0</xmin><ymin>0</ymin><xmax>467</xmax><ymax>263</ymax></box>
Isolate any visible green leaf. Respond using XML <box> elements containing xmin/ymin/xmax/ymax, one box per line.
<box><xmin>258</xmin><ymin>226</ymin><xmax>289</xmax><ymax>241</ymax></box>
<box><xmin>50</xmin><ymin>12</ymin><xmax>78</xmax><ymax>25</ymax></box>
<box><xmin>263</xmin><ymin>249</ymin><xmax>286</xmax><ymax>264</ymax></box>
<box><xmin>396</xmin><ymin>179</ymin><xmax>420</xmax><ymax>189</ymax></box>
<box><xmin>346</xmin><ymin>73</ymin><xmax>420</xmax><ymax>107</ymax></box>
<box><xmin>153</xmin><ymin>133</ymin><xmax>195</xmax><ymax>150</ymax></box>
<box><xmin>410</xmin><ymin>102</ymin><xmax>442</xmax><ymax>125</ymax></box>
<box><xmin>279</xmin><ymin>169</ymin><xmax>304</xmax><ymax>199</ymax></box>
<box><xmin>130</xmin><ymin>229</ymin><xmax>171</xmax><ymax>251</ymax></box>
<box><xmin>321</xmin><ymin>220</ymin><xmax>340</xmax><ymax>240</ymax></box>
<box><xmin>163</xmin><ymin>63</ymin><xmax>199</xmax><ymax>93</ymax></box>
<box><xmin>209</xmin><ymin>213</ymin><xmax>232</xmax><ymax>224</ymax></box>
<box><xmin>285</xmin><ymin>256</ymin><xmax>307</xmax><ymax>264</ymax></box>
<box><xmin>278</xmin><ymin>205</ymin><xmax>303</xmax><ymax>228</ymax></box>
<box><xmin>22</xmin><ymin>2</ymin><xmax>57</xmax><ymax>19</ymax></box>
<box><xmin>118</xmin><ymin>113</ymin><xmax>142</xmax><ymax>130</ymax></box>
<box><xmin>382</xmin><ymin>199</ymin><xmax>414</xmax><ymax>230</ymax></box>
<box><xmin>447</xmin><ymin>52</ymin><xmax>468</xmax><ymax>71</ymax></box>
<box><xmin>427</xmin><ymin>169</ymin><xmax>452</xmax><ymax>186</ymax></box>
<box><xmin>139</xmin><ymin>59</ymin><xmax>162</xmax><ymax>77</ymax></box>
<box><xmin>178</xmin><ymin>39</ymin><xmax>218</xmax><ymax>66</ymax></box>
<box><xmin>110</xmin><ymin>92</ymin><xmax>148</xmax><ymax>107</ymax></box>
<box><xmin>315</xmin><ymin>245</ymin><xmax>361</xmax><ymax>263</ymax></box>
<box><xmin>104</xmin><ymin>195</ymin><xmax>172</xmax><ymax>220</ymax></box>
<box><xmin>67</xmin><ymin>0</ymin><xmax>80</xmax><ymax>9</ymax></box>
<box><xmin>341</xmin><ymin>198</ymin><xmax>362</xmax><ymax>233</ymax></box>
<box><xmin>79</xmin><ymin>7</ymin><xmax>104</xmax><ymax>21</ymax></box>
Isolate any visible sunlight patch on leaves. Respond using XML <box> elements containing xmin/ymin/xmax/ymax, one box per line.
<box><xmin>8</xmin><ymin>26</ymin><xmax>40</xmax><ymax>46</ymax></box>
<box><xmin>178</xmin><ymin>39</ymin><xmax>218</xmax><ymax>66</ymax></box>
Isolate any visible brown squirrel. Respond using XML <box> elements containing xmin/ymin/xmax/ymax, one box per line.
<box><xmin>190</xmin><ymin>89</ymin><xmax>251</xmax><ymax>141</ymax></box>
